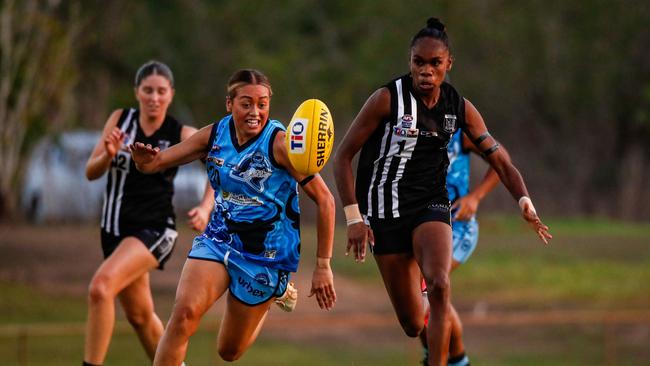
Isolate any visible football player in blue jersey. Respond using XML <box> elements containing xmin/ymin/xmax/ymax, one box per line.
<box><xmin>131</xmin><ymin>69</ymin><xmax>336</xmax><ymax>365</ymax></box>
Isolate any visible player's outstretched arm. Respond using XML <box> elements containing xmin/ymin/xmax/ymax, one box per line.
<box><xmin>130</xmin><ymin>123</ymin><xmax>212</xmax><ymax>174</ymax></box>
<box><xmin>462</xmin><ymin>99</ymin><xmax>552</xmax><ymax>244</ymax></box>
<box><xmin>273</xmin><ymin>131</ymin><xmax>337</xmax><ymax>310</ymax></box>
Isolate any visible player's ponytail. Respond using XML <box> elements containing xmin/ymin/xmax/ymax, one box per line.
<box><xmin>411</xmin><ymin>17</ymin><xmax>450</xmax><ymax>50</ymax></box>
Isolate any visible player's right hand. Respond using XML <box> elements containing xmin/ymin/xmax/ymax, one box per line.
<box><xmin>346</xmin><ymin>223</ymin><xmax>373</xmax><ymax>263</ymax></box>
<box><xmin>187</xmin><ymin>206</ymin><xmax>210</xmax><ymax>232</ymax></box>
<box><xmin>104</xmin><ymin>127</ymin><xmax>125</xmax><ymax>158</ymax></box>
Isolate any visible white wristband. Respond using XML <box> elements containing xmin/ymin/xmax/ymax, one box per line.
<box><xmin>518</xmin><ymin>196</ymin><xmax>536</xmax><ymax>215</ymax></box>
<box><xmin>344</xmin><ymin>204</ymin><xmax>364</xmax><ymax>226</ymax></box>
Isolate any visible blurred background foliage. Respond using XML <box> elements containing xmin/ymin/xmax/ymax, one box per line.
<box><xmin>1</xmin><ymin>0</ymin><xmax>649</xmax><ymax>220</ymax></box>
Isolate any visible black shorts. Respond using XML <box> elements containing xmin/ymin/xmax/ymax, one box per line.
<box><xmin>369</xmin><ymin>199</ymin><xmax>451</xmax><ymax>255</ymax></box>
<box><xmin>100</xmin><ymin>226</ymin><xmax>178</xmax><ymax>270</ymax></box>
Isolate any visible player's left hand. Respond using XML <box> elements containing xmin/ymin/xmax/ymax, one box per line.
<box><xmin>521</xmin><ymin>200</ymin><xmax>552</xmax><ymax>245</ymax></box>
<box><xmin>309</xmin><ymin>261</ymin><xmax>336</xmax><ymax>310</ymax></box>
<box><xmin>129</xmin><ymin>142</ymin><xmax>160</xmax><ymax>171</ymax></box>
<box><xmin>451</xmin><ymin>194</ymin><xmax>480</xmax><ymax>221</ymax></box>
<box><xmin>187</xmin><ymin>205</ymin><xmax>210</xmax><ymax>232</ymax></box>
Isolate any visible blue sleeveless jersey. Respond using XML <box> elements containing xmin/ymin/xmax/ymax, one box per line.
<box><xmin>446</xmin><ymin>129</ymin><xmax>470</xmax><ymax>207</ymax></box>
<box><xmin>203</xmin><ymin>115</ymin><xmax>301</xmax><ymax>272</ymax></box>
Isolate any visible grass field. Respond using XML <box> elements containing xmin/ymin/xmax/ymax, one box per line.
<box><xmin>1</xmin><ymin>216</ymin><xmax>649</xmax><ymax>365</ymax></box>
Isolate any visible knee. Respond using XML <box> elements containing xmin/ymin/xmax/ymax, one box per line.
<box><xmin>124</xmin><ymin>309</ymin><xmax>151</xmax><ymax>329</ymax></box>
<box><xmin>397</xmin><ymin>314</ymin><xmax>425</xmax><ymax>338</ymax></box>
<box><xmin>168</xmin><ymin>304</ymin><xmax>201</xmax><ymax>337</ymax></box>
<box><xmin>218</xmin><ymin>346</ymin><xmax>244</xmax><ymax>362</ymax></box>
<box><xmin>424</xmin><ymin>272</ymin><xmax>450</xmax><ymax>305</ymax></box>
<box><xmin>401</xmin><ymin>322</ymin><xmax>424</xmax><ymax>338</ymax></box>
<box><xmin>88</xmin><ymin>274</ymin><xmax>114</xmax><ymax>304</ymax></box>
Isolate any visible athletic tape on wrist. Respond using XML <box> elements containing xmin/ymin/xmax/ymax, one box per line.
<box><xmin>344</xmin><ymin>204</ymin><xmax>363</xmax><ymax>226</ymax></box>
<box><xmin>316</xmin><ymin>257</ymin><xmax>331</xmax><ymax>268</ymax></box>
<box><xmin>518</xmin><ymin>196</ymin><xmax>536</xmax><ymax>215</ymax></box>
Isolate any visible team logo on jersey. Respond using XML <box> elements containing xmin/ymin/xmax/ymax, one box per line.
<box><xmin>158</xmin><ymin>139</ymin><xmax>171</xmax><ymax>150</ymax></box>
<box><xmin>443</xmin><ymin>114</ymin><xmax>457</xmax><ymax>133</ymax></box>
<box><xmin>230</xmin><ymin>151</ymin><xmax>273</xmax><ymax>192</ymax></box>
<box><xmin>400</xmin><ymin>114</ymin><xmax>414</xmax><ymax>129</ymax></box>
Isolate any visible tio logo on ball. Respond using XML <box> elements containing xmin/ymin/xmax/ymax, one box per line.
<box><xmin>289</xmin><ymin>119</ymin><xmax>307</xmax><ymax>153</ymax></box>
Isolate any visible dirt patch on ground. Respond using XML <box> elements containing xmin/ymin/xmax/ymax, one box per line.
<box><xmin>0</xmin><ymin>223</ymin><xmax>400</xmax><ymax>338</ymax></box>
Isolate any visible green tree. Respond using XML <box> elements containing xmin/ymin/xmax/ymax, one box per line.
<box><xmin>0</xmin><ymin>0</ymin><xmax>80</xmax><ymax>218</ymax></box>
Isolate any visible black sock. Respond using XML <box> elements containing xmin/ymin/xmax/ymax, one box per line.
<box><xmin>83</xmin><ymin>361</ymin><xmax>102</xmax><ymax>366</ymax></box>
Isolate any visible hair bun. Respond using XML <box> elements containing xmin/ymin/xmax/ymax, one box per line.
<box><xmin>426</xmin><ymin>17</ymin><xmax>445</xmax><ymax>32</ymax></box>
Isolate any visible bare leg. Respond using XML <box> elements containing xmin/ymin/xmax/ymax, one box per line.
<box><xmin>84</xmin><ymin>237</ymin><xmax>158</xmax><ymax>364</ymax></box>
<box><xmin>216</xmin><ymin>294</ymin><xmax>273</xmax><ymax>361</ymax></box>
<box><xmin>154</xmin><ymin>259</ymin><xmax>228</xmax><ymax>366</ymax></box>
<box><xmin>118</xmin><ymin>272</ymin><xmax>164</xmax><ymax>361</ymax></box>
<box><xmin>413</xmin><ymin>221</ymin><xmax>453</xmax><ymax>366</ymax></box>
<box><xmin>374</xmin><ymin>253</ymin><xmax>427</xmax><ymax>338</ymax></box>
<box><xmin>419</xmin><ymin>260</ymin><xmax>465</xmax><ymax>359</ymax></box>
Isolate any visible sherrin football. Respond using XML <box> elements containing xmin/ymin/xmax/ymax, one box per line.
<box><xmin>285</xmin><ymin>99</ymin><xmax>334</xmax><ymax>175</ymax></box>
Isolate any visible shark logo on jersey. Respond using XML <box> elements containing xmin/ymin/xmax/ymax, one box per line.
<box><xmin>229</xmin><ymin>151</ymin><xmax>273</xmax><ymax>192</ymax></box>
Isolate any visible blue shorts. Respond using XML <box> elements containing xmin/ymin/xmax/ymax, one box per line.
<box><xmin>188</xmin><ymin>235</ymin><xmax>289</xmax><ymax>306</ymax></box>
<box><xmin>451</xmin><ymin>219</ymin><xmax>479</xmax><ymax>264</ymax></box>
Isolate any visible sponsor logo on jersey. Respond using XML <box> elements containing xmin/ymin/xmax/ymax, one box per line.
<box><xmin>230</xmin><ymin>151</ymin><xmax>273</xmax><ymax>192</ymax></box>
<box><xmin>316</xmin><ymin>109</ymin><xmax>330</xmax><ymax>167</ymax></box>
<box><xmin>207</xmin><ymin>156</ymin><xmax>224</xmax><ymax>167</ymax></box>
<box><xmin>289</xmin><ymin>119</ymin><xmax>307</xmax><ymax>153</ymax></box>
<box><xmin>419</xmin><ymin>130</ymin><xmax>439</xmax><ymax>138</ymax></box>
<box><xmin>443</xmin><ymin>114</ymin><xmax>457</xmax><ymax>133</ymax></box>
<box><xmin>427</xmin><ymin>202</ymin><xmax>451</xmax><ymax>212</ymax></box>
<box><xmin>255</xmin><ymin>273</ymin><xmax>271</xmax><ymax>285</ymax></box>
<box><xmin>155</xmin><ymin>234</ymin><xmax>174</xmax><ymax>256</ymax></box>
<box><xmin>400</xmin><ymin>114</ymin><xmax>414</xmax><ymax>129</ymax></box>
<box><xmin>237</xmin><ymin>276</ymin><xmax>267</xmax><ymax>298</ymax></box>
<box><xmin>222</xmin><ymin>191</ymin><xmax>263</xmax><ymax>206</ymax></box>
<box><xmin>393</xmin><ymin>126</ymin><xmax>419</xmax><ymax>138</ymax></box>
<box><xmin>263</xmin><ymin>250</ymin><xmax>277</xmax><ymax>259</ymax></box>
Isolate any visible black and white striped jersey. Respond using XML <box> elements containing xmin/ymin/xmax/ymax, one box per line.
<box><xmin>355</xmin><ymin>75</ymin><xmax>466</xmax><ymax>219</ymax></box>
<box><xmin>101</xmin><ymin>108</ymin><xmax>182</xmax><ymax>236</ymax></box>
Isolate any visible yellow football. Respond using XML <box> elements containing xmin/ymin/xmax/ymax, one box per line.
<box><xmin>285</xmin><ymin>99</ymin><xmax>334</xmax><ymax>176</ymax></box>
